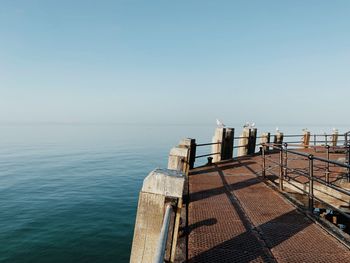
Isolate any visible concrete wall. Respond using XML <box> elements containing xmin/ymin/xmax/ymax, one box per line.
<box><xmin>130</xmin><ymin>169</ymin><xmax>185</xmax><ymax>263</ymax></box>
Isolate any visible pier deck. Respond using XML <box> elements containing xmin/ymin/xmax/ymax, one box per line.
<box><xmin>187</xmin><ymin>150</ymin><xmax>350</xmax><ymax>262</ymax></box>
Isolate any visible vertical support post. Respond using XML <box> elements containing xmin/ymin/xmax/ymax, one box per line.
<box><xmin>260</xmin><ymin>133</ymin><xmax>270</xmax><ymax>152</ymax></box>
<box><xmin>347</xmin><ymin>145</ymin><xmax>350</xmax><ymax>183</ymax></box>
<box><xmin>326</xmin><ymin>145</ymin><xmax>330</xmax><ymax>184</ymax></box>
<box><xmin>212</xmin><ymin>128</ymin><xmax>225</xmax><ymax>163</ymax></box>
<box><xmin>325</xmin><ymin>133</ymin><xmax>328</xmax><ymax>146</ymax></box>
<box><xmin>168</xmin><ymin>146</ymin><xmax>189</xmax><ymax>174</ymax></box>
<box><xmin>178</xmin><ymin>138</ymin><xmax>196</xmax><ymax>174</ymax></box>
<box><xmin>283</xmin><ymin>143</ymin><xmax>288</xmax><ymax>178</ymax></box>
<box><xmin>188</xmin><ymin>139</ymin><xmax>196</xmax><ymax>170</ymax></box>
<box><xmin>274</xmin><ymin>131</ymin><xmax>284</xmax><ymax>146</ymax></box>
<box><xmin>261</xmin><ymin>146</ymin><xmax>266</xmax><ymax>178</ymax></box>
<box><xmin>221</xmin><ymin>128</ymin><xmax>234</xmax><ymax>160</ymax></box>
<box><xmin>314</xmin><ymin>134</ymin><xmax>316</xmax><ymax>146</ymax></box>
<box><xmin>237</xmin><ymin>128</ymin><xmax>250</xmax><ymax>157</ymax></box>
<box><xmin>303</xmin><ymin>130</ymin><xmax>311</xmax><ymax>148</ymax></box>
<box><xmin>170</xmin><ymin>198</ymin><xmax>183</xmax><ymax>262</ymax></box>
<box><xmin>279</xmin><ymin>148</ymin><xmax>284</xmax><ymax>191</ymax></box>
<box><xmin>247</xmin><ymin>128</ymin><xmax>258</xmax><ymax>155</ymax></box>
<box><xmin>332</xmin><ymin>129</ymin><xmax>339</xmax><ymax>147</ymax></box>
<box><xmin>308</xmin><ymin>155</ymin><xmax>314</xmax><ymax>211</ymax></box>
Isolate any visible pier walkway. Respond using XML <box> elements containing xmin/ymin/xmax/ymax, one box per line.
<box><xmin>187</xmin><ymin>151</ymin><xmax>350</xmax><ymax>262</ymax></box>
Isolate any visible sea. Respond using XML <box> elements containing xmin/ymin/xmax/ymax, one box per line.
<box><xmin>1</xmin><ymin>123</ymin><xmax>348</xmax><ymax>263</ymax></box>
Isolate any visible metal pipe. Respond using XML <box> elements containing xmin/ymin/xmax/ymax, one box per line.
<box><xmin>308</xmin><ymin>155</ymin><xmax>314</xmax><ymax>211</ymax></box>
<box><xmin>326</xmin><ymin>145</ymin><xmax>330</xmax><ymax>184</ymax></box>
<box><xmin>279</xmin><ymin>149</ymin><xmax>284</xmax><ymax>191</ymax></box>
<box><xmin>195</xmin><ymin>152</ymin><xmax>220</xmax><ymax>159</ymax></box>
<box><xmin>314</xmin><ymin>134</ymin><xmax>316</xmax><ymax>146</ymax></box>
<box><xmin>154</xmin><ymin>204</ymin><xmax>172</xmax><ymax>263</ymax></box>
<box><xmin>347</xmin><ymin>145</ymin><xmax>350</xmax><ymax>183</ymax></box>
<box><xmin>196</xmin><ymin>142</ymin><xmax>221</xmax><ymax>147</ymax></box>
<box><xmin>283</xmin><ymin>143</ymin><xmax>288</xmax><ymax>179</ymax></box>
<box><xmin>262</xmin><ymin>146</ymin><xmax>266</xmax><ymax>178</ymax></box>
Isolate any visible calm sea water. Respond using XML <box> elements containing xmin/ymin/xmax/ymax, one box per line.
<box><xmin>1</xmin><ymin>123</ymin><xmax>348</xmax><ymax>263</ymax></box>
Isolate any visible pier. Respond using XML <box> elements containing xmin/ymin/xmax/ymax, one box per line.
<box><xmin>130</xmin><ymin>128</ymin><xmax>350</xmax><ymax>263</ymax></box>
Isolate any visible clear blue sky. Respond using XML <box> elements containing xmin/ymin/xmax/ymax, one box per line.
<box><xmin>1</xmin><ymin>1</ymin><xmax>349</xmax><ymax>125</ymax></box>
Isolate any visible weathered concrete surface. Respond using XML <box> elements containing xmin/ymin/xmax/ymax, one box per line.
<box><xmin>237</xmin><ymin>128</ymin><xmax>250</xmax><ymax>157</ymax></box>
<box><xmin>187</xmin><ymin>151</ymin><xmax>350</xmax><ymax>262</ymax></box>
<box><xmin>168</xmin><ymin>147</ymin><xmax>189</xmax><ymax>172</ymax></box>
<box><xmin>142</xmin><ymin>169</ymin><xmax>185</xmax><ymax>198</ymax></box>
<box><xmin>130</xmin><ymin>169</ymin><xmax>185</xmax><ymax>263</ymax></box>
<box><xmin>211</xmin><ymin>128</ymin><xmax>225</xmax><ymax>163</ymax></box>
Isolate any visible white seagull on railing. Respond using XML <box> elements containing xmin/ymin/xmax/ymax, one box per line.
<box><xmin>216</xmin><ymin>119</ymin><xmax>225</xmax><ymax>128</ymax></box>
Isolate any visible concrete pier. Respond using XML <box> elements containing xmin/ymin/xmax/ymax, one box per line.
<box><xmin>130</xmin><ymin>169</ymin><xmax>185</xmax><ymax>263</ymax></box>
<box><xmin>130</xmin><ymin>128</ymin><xmax>350</xmax><ymax>263</ymax></box>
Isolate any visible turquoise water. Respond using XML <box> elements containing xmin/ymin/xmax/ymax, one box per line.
<box><xmin>1</xmin><ymin>124</ymin><xmax>348</xmax><ymax>263</ymax></box>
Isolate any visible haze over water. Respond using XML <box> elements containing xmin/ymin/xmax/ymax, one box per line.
<box><xmin>0</xmin><ymin>123</ymin><xmax>348</xmax><ymax>263</ymax></box>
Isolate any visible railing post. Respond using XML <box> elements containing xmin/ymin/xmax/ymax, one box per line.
<box><xmin>279</xmin><ymin>147</ymin><xmax>284</xmax><ymax>191</ymax></box>
<box><xmin>308</xmin><ymin>154</ymin><xmax>314</xmax><ymax>211</ymax></box>
<box><xmin>260</xmin><ymin>132</ymin><xmax>270</xmax><ymax>152</ymax></box>
<box><xmin>212</xmin><ymin>128</ymin><xmax>225</xmax><ymax>162</ymax></box>
<box><xmin>324</xmin><ymin>133</ymin><xmax>328</xmax><ymax>146</ymax></box>
<box><xmin>188</xmin><ymin>139</ymin><xmax>196</xmax><ymax>170</ymax></box>
<box><xmin>283</xmin><ymin>143</ymin><xmax>288</xmax><ymax>178</ymax></box>
<box><xmin>274</xmin><ymin>131</ymin><xmax>284</xmax><ymax>146</ymax></box>
<box><xmin>247</xmin><ymin>128</ymin><xmax>258</xmax><ymax>155</ymax></box>
<box><xmin>332</xmin><ymin>129</ymin><xmax>339</xmax><ymax>147</ymax></box>
<box><xmin>237</xmin><ymin>128</ymin><xmax>250</xmax><ymax>157</ymax></box>
<box><xmin>221</xmin><ymin>128</ymin><xmax>234</xmax><ymax>160</ymax></box>
<box><xmin>303</xmin><ymin>130</ymin><xmax>311</xmax><ymax>148</ymax></box>
<box><xmin>347</xmin><ymin>145</ymin><xmax>350</xmax><ymax>183</ymax></box>
<box><xmin>178</xmin><ymin>138</ymin><xmax>196</xmax><ymax>174</ymax></box>
<box><xmin>325</xmin><ymin>145</ymin><xmax>330</xmax><ymax>184</ymax></box>
<box><xmin>314</xmin><ymin>134</ymin><xmax>316</xmax><ymax>146</ymax></box>
<box><xmin>261</xmin><ymin>146</ymin><xmax>266</xmax><ymax>178</ymax></box>
<box><xmin>170</xmin><ymin>198</ymin><xmax>183</xmax><ymax>262</ymax></box>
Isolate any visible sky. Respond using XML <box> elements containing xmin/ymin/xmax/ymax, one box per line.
<box><xmin>1</xmin><ymin>0</ymin><xmax>350</xmax><ymax>126</ymax></box>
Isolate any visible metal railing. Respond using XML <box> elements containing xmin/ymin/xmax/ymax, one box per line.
<box><xmin>262</xmin><ymin>142</ymin><xmax>350</xmax><ymax>219</ymax></box>
<box><xmin>154</xmin><ymin>204</ymin><xmax>173</xmax><ymax>263</ymax></box>
<box><xmin>190</xmin><ymin>130</ymin><xmax>349</xmax><ymax>169</ymax></box>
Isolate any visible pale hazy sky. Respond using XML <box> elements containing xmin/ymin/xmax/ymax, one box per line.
<box><xmin>1</xmin><ymin>1</ymin><xmax>349</xmax><ymax>125</ymax></box>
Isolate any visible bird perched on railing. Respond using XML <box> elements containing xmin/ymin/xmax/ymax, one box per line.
<box><xmin>216</xmin><ymin>119</ymin><xmax>225</xmax><ymax>128</ymax></box>
<box><xmin>244</xmin><ymin>122</ymin><xmax>255</xmax><ymax>129</ymax></box>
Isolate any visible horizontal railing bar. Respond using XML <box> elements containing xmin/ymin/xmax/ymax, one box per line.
<box><xmin>195</xmin><ymin>152</ymin><xmax>220</xmax><ymax>159</ymax></box>
<box><xmin>233</xmin><ymin>145</ymin><xmax>248</xmax><ymax>149</ymax></box>
<box><xmin>312</xmin><ymin>156</ymin><xmax>350</xmax><ymax>169</ymax></box>
<box><xmin>196</xmin><ymin>142</ymin><xmax>221</xmax><ymax>147</ymax></box>
<box><xmin>283</xmin><ymin>134</ymin><xmax>304</xmax><ymax>138</ymax></box>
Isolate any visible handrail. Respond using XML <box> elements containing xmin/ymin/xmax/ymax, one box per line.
<box><xmin>154</xmin><ymin>204</ymin><xmax>173</xmax><ymax>263</ymax></box>
<box><xmin>196</xmin><ymin>142</ymin><xmax>221</xmax><ymax>147</ymax></box>
<box><xmin>195</xmin><ymin>152</ymin><xmax>220</xmax><ymax>159</ymax></box>
<box><xmin>262</xmin><ymin>142</ymin><xmax>350</xmax><ymax>220</ymax></box>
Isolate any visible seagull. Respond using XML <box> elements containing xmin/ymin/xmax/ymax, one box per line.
<box><xmin>276</xmin><ymin>127</ymin><xmax>280</xmax><ymax>132</ymax></box>
<box><xmin>216</xmin><ymin>119</ymin><xmax>225</xmax><ymax>128</ymax></box>
<box><xmin>251</xmin><ymin>122</ymin><xmax>255</xmax><ymax>128</ymax></box>
<box><xmin>243</xmin><ymin>122</ymin><xmax>250</xmax><ymax>128</ymax></box>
